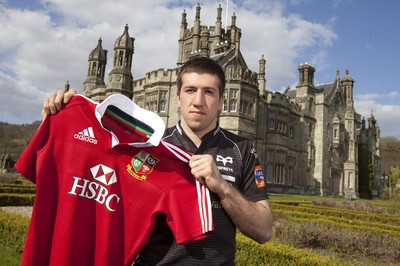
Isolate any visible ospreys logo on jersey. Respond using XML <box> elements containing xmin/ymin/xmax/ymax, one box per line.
<box><xmin>127</xmin><ymin>150</ymin><xmax>159</xmax><ymax>181</ymax></box>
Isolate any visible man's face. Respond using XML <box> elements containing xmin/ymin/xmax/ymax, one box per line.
<box><xmin>177</xmin><ymin>72</ymin><xmax>224</xmax><ymax>137</ymax></box>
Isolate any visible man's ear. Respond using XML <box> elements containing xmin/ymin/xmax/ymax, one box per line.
<box><xmin>218</xmin><ymin>94</ymin><xmax>224</xmax><ymax>110</ymax></box>
<box><xmin>176</xmin><ymin>91</ymin><xmax>181</xmax><ymax>108</ymax></box>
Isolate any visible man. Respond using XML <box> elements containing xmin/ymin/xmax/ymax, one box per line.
<box><xmin>43</xmin><ymin>56</ymin><xmax>273</xmax><ymax>265</ymax></box>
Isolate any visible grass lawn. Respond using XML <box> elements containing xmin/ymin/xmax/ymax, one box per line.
<box><xmin>0</xmin><ymin>244</ymin><xmax>20</xmax><ymax>266</ymax></box>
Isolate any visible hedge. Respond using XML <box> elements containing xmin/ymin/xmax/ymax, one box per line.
<box><xmin>0</xmin><ymin>194</ymin><xmax>35</xmax><ymax>206</ymax></box>
<box><xmin>0</xmin><ymin>210</ymin><xmax>29</xmax><ymax>258</ymax></box>
<box><xmin>273</xmin><ymin>208</ymin><xmax>400</xmax><ymax>236</ymax></box>
<box><xmin>235</xmin><ymin>233</ymin><xmax>348</xmax><ymax>266</ymax></box>
<box><xmin>0</xmin><ymin>187</ymin><xmax>36</xmax><ymax>194</ymax></box>
<box><xmin>273</xmin><ymin>218</ymin><xmax>400</xmax><ymax>263</ymax></box>
<box><xmin>271</xmin><ymin>202</ymin><xmax>400</xmax><ymax>226</ymax></box>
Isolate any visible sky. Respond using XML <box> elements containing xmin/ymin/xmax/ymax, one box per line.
<box><xmin>0</xmin><ymin>0</ymin><xmax>399</xmax><ymax>138</ymax></box>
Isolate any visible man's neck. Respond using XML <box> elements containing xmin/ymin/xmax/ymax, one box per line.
<box><xmin>179</xmin><ymin>121</ymin><xmax>217</xmax><ymax>148</ymax></box>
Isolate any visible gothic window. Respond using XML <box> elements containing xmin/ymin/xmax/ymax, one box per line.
<box><xmin>248</xmin><ymin>103</ymin><xmax>253</xmax><ymax>116</ymax></box>
<box><xmin>91</xmin><ymin>62</ymin><xmax>97</xmax><ymax>76</ymax></box>
<box><xmin>159</xmin><ymin>91</ymin><xmax>167</xmax><ymax>112</ymax></box>
<box><xmin>145</xmin><ymin>92</ymin><xmax>158</xmax><ymax>112</ymax></box>
<box><xmin>268</xmin><ymin>112</ymin><xmax>276</xmax><ymax>130</ymax></box>
<box><xmin>276</xmin><ymin>164</ymin><xmax>285</xmax><ymax>184</ymax></box>
<box><xmin>348</xmin><ymin>172</ymin><xmax>353</xmax><ymax>188</ymax></box>
<box><xmin>229</xmin><ymin>89</ymin><xmax>237</xmax><ymax>112</ymax></box>
<box><xmin>97</xmin><ymin>64</ymin><xmax>102</xmax><ymax>76</ymax></box>
<box><xmin>274</xmin><ymin>152</ymin><xmax>286</xmax><ymax>184</ymax></box>
<box><xmin>239</xmin><ymin>92</ymin><xmax>255</xmax><ymax>117</ymax></box>
<box><xmin>118</xmin><ymin>51</ymin><xmax>124</xmax><ymax>66</ymax></box>
<box><xmin>135</xmin><ymin>97</ymin><xmax>144</xmax><ymax>108</ymax></box>
<box><xmin>223</xmin><ymin>91</ymin><xmax>228</xmax><ymax>112</ymax></box>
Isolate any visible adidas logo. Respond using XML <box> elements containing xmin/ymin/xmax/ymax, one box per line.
<box><xmin>74</xmin><ymin>126</ymin><xmax>98</xmax><ymax>144</ymax></box>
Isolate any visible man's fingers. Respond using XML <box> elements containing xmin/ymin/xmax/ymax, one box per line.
<box><xmin>44</xmin><ymin>90</ymin><xmax>63</xmax><ymax>115</ymax></box>
<box><xmin>41</xmin><ymin>96</ymin><xmax>51</xmax><ymax>119</ymax></box>
<box><xmin>54</xmin><ymin>90</ymin><xmax>66</xmax><ymax>109</ymax></box>
<box><xmin>42</xmin><ymin>92</ymin><xmax>57</xmax><ymax>115</ymax></box>
<box><xmin>64</xmin><ymin>88</ymin><xmax>77</xmax><ymax>103</ymax></box>
<box><xmin>41</xmin><ymin>88</ymin><xmax>77</xmax><ymax>120</ymax></box>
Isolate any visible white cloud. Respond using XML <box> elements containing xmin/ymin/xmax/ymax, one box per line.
<box><xmin>355</xmin><ymin>91</ymin><xmax>400</xmax><ymax>138</ymax></box>
<box><xmin>388</xmin><ymin>91</ymin><xmax>399</xmax><ymax>98</ymax></box>
<box><xmin>356</xmin><ymin>93</ymin><xmax>381</xmax><ymax>101</ymax></box>
<box><xmin>0</xmin><ymin>71</ymin><xmax>46</xmax><ymax>122</ymax></box>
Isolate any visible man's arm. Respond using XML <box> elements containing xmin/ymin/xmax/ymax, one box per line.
<box><xmin>42</xmin><ymin>89</ymin><xmax>77</xmax><ymax>118</ymax></box>
<box><xmin>189</xmin><ymin>154</ymin><xmax>273</xmax><ymax>243</ymax></box>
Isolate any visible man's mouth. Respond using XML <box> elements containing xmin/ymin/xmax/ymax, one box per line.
<box><xmin>190</xmin><ymin>110</ymin><xmax>205</xmax><ymax>116</ymax></box>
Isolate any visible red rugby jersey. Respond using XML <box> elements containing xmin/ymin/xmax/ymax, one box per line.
<box><xmin>14</xmin><ymin>94</ymin><xmax>213</xmax><ymax>266</ymax></box>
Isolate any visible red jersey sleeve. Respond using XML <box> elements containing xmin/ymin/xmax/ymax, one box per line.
<box><xmin>14</xmin><ymin>115</ymin><xmax>53</xmax><ymax>183</ymax></box>
<box><xmin>159</xmin><ymin>140</ymin><xmax>214</xmax><ymax>244</ymax></box>
<box><xmin>164</xmin><ymin>174</ymin><xmax>213</xmax><ymax>244</ymax></box>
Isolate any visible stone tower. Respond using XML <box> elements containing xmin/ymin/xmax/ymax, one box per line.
<box><xmin>83</xmin><ymin>38</ymin><xmax>108</xmax><ymax>101</ymax></box>
<box><xmin>106</xmin><ymin>24</ymin><xmax>135</xmax><ymax>99</ymax></box>
<box><xmin>295</xmin><ymin>63</ymin><xmax>316</xmax><ymax>113</ymax></box>
<box><xmin>177</xmin><ymin>4</ymin><xmax>242</xmax><ymax>64</ymax></box>
<box><xmin>341</xmin><ymin>69</ymin><xmax>358</xmax><ymax>198</ymax></box>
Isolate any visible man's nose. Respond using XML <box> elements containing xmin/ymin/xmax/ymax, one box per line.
<box><xmin>193</xmin><ymin>90</ymin><xmax>206</xmax><ymax>105</ymax></box>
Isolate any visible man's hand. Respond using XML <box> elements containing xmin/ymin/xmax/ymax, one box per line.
<box><xmin>189</xmin><ymin>154</ymin><xmax>229</xmax><ymax>195</ymax></box>
<box><xmin>189</xmin><ymin>153</ymin><xmax>273</xmax><ymax>244</ymax></box>
<box><xmin>42</xmin><ymin>89</ymin><xmax>77</xmax><ymax>119</ymax></box>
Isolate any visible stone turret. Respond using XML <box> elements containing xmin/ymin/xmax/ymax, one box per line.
<box><xmin>177</xmin><ymin>4</ymin><xmax>243</xmax><ymax>63</ymax></box>
<box><xmin>295</xmin><ymin>63</ymin><xmax>316</xmax><ymax>112</ymax></box>
<box><xmin>106</xmin><ymin>24</ymin><xmax>135</xmax><ymax>99</ymax></box>
<box><xmin>258</xmin><ymin>55</ymin><xmax>266</xmax><ymax>96</ymax></box>
<box><xmin>83</xmin><ymin>38</ymin><xmax>108</xmax><ymax>98</ymax></box>
<box><xmin>341</xmin><ymin>69</ymin><xmax>355</xmax><ymax>106</ymax></box>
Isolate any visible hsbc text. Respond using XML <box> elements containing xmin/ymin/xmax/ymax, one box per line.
<box><xmin>68</xmin><ymin>176</ymin><xmax>121</xmax><ymax>212</ymax></box>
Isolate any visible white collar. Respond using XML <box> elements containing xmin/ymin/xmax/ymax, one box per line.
<box><xmin>95</xmin><ymin>94</ymin><xmax>165</xmax><ymax>147</ymax></box>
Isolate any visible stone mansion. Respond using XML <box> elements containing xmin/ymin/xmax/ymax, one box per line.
<box><xmin>80</xmin><ymin>5</ymin><xmax>381</xmax><ymax>199</ymax></box>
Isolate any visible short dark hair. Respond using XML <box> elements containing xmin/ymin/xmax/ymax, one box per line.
<box><xmin>177</xmin><ymin>56</ymin><xmax>225</xmax><ymax>97</ymax></box>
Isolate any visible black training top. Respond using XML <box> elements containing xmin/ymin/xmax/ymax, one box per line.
<box><xmin>134</xmin><ymin>122</ymin><xmax>269</xmax><ymax>265</ymax></box>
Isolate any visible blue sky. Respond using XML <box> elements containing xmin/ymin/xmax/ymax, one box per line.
<box><xmin>0</xmin><ymin>0</ymin><xmax>399</xmax><ymax>138</ymax></box>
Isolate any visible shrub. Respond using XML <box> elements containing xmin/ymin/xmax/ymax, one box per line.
<box><xmin>0</xmin><ymin>210</ymin><xmax>29</xmax><ymax>258</ymax></box>
<box><xmin>271</xmin><ymin>202</ymin><xmax>400</xmax><ymax>227</ymax></box>
<box><xmin>0</xmin><ymin>187</ymin><xmax>36</xmax><ymax>194</ymax></box>
<box><xmin>273</xmin><ymin>219</ymin><xmax>400</xmax><ymax>264</ymax></box>
<box><xmin>0</xmin><ymin>194</ymin><xmax>35</xmax><ymax>206</ymax></box>
<box><xmin>235</xmin><ymin>233</ymin><xmax>345</xmax><ymax>266</ymax></box>
<box><xmin>312</xmin><ymin>198</ymin><xmax>388</xmax><ymax>214</ymax></box>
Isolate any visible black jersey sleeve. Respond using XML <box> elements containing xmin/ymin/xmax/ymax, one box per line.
<box><xmin>238</xmin><ymin>140</ymin><xmax>269</xmax><ymax>202</ymax></box>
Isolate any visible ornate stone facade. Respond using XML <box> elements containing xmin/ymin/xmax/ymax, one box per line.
<box><xmin>82</xmin><ymin>5</ymin><xmax>381</xmax><ymax>198</ymax></box>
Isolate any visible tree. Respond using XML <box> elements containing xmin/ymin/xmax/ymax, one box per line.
<box><xmin>381</xmin><ymin>136</ymin><xmax>400</xmax><ymax>174</ymax></box>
